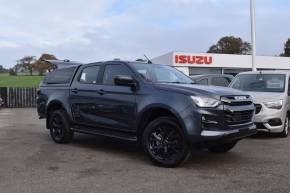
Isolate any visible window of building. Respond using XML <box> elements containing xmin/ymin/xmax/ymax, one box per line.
<box><xmin>189</xmin><ymin>67</ymin><xmax>221</xmax><ymax>75</ymax></box>
<box><xmin>223</xmin><ymin>68</ymin><xmax>251</xmax><ymax>76</ymax></box>
<box><xmin>79</xmin><ymin>66</ymin><xmax>100</xmax><ymax>84</ymax></box>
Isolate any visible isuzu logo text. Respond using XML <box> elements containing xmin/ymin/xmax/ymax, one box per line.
<box><xmin>234</xmin><ymin>96</ymin><xmax>248</xmax><ymax>101</ymax></box>
<box><xmin>175</xmin><ymin>55</ymin><xmax>213</xmax><ymax>64</ymax></box>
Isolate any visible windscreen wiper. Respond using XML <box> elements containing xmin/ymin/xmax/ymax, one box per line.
<box><xmin>159</xmin><ymin>81</ymin><xmax>190</xmax><ymax>84</ymax></box>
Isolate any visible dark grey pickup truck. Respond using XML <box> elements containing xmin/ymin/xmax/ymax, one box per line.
<box><xmin>37</xmin><ymin>60</ymin><xmax>256</xmax><ymax>167</ymax></box>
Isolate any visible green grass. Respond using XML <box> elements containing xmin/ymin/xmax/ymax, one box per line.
<box><xmin>0</xmin><ymin>73</ymin><xmax>44</xmax><ymax>88</ymax></box>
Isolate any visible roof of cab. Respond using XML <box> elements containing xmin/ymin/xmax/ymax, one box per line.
<box><xmin>85</xmin><ymin>60</ymin><xmax>160</xmax><ymax>66</ymax></box>
<box><xmin>239</xmin><ymin>70</ymin><xmax>290</xmax><ymax>75</ymax></box>
<box><xmin>46</xmin><ymin>60</ymin><xmax>84</xmax><ymax>66</ymax></box>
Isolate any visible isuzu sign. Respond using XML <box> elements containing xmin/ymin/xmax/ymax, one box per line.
<box><xmin>175</xmin><ymin>55</ymin><xmax>213</xmax><ymax>64</ymax></box>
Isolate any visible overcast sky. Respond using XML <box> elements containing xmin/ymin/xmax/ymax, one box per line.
<box><xmin>0</xmin><ymin>0</ymin><xmax>289</xmax><ymax>68</ymax></box>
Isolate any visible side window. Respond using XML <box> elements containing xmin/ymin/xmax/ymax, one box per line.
<box><xmin>44</xmin><ymin>67</ymin><xmax>76</xmax><ymax>84</ymax></box>
<box><xmin>103</xmin><ymin>64</ymin><xmax>132</xmax><ymax>85</ymax></box>
<box><xmin>79</xmin><ymin>66</ymin><xmax>100</xmax><ymax>84</ymax></box>
<box><xmin>196</xmin><ymin>78</ymin><xmax>208</xmax><ymax>85</ymax></box>
<box><xmin>212</xmin><ymin>77</ymin><xmax>230</xmax><ymax>87</ymax></box>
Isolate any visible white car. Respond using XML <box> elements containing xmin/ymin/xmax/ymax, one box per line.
<box><xmin>230</xmin><ymin>71</ymin><xmax>290</xmax><ymax>137</ymax></box>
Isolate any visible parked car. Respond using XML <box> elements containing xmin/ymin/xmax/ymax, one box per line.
<box><xmin>230</xmin><ymin>71</ymin><xmax>290</xmax><ymax>137</ymax></box>
<box><xmin>190</xmin><ymin>74</ymin><xmax>234</xmax><ymax>87</ymax></box>
<box><xmin>37</xmin><ymin>61</ymin><xmax>256</xmax><ymax>167</ymax></box>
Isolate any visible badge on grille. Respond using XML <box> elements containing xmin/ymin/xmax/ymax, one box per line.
<box><xmin>234</xmin><ymin>96</ymin><xmax>248</xmax><ymax>101</ymax></box>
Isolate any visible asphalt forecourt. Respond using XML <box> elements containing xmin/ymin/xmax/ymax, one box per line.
<box><xmin>0</xmin><ymin>108</ymin><xmax>289</xmax><ymax>193</ymax></box>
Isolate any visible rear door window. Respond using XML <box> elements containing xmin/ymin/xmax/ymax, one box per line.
<box><xmin>79</xmin><ymin>66</ymin><xmax>100</xmax><ymax>84</ymax></box>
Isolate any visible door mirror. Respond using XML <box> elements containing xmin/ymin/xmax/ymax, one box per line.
<box><xmin>114</xmin><ymin>75</ymin><xmax>137</xmax><ymax>87</ymax></box>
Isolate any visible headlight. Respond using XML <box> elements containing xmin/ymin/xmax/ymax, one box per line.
<box><xmin>263</xmin><ymin>100</ymin><xmax>283</xmax><ymax>109</ymax></box>
<box><xmin>190</xmin><ymin>96</ymin><xmax>220</xmax><ymax>108</ymax></box>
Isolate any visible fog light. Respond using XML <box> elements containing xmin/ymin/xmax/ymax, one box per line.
<box><xmin>202</xmin><ymin>115</ymin><xmax>218</xmax><ymax>124</ymax></box>
<box><xmin>268</xmin><ymin>119</ymin><xmax>282</xmax><ymax>127</ymax></box>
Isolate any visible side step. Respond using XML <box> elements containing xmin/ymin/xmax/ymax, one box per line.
<box><xmin>72</xmin><ymin>126</ymin><xmax>138</xmax><ymax>142</ymax></box>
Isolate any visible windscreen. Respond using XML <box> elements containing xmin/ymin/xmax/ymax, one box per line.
<box><xmin>129</xmin><ymin>63</ymin><xmax>193</xmax><ymax>84</ymax></box>
<box><xmin>231</xmin><ymin>74</ymin><xmax>285</xmax><ymax>92</ymax></box>
<box><xmin>43</xmin><ymin>66</ymin><xmax>77</xmax><ymax>84</ymax></box>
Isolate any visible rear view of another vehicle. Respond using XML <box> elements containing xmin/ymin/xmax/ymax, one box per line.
<box><xmin>230</xmin><ymin>71</ymin><xmax>290</xmax><ymax>137</ymax></box>
<box><xmin>190</xmin><ymin>74</ymin><xmax>234</xmax><ymax>87</ymax></box>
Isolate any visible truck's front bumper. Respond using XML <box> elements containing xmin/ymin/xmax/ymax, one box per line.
<box><xmin>180</xmin><ymin>103</ymin><xmax>256</xmax><ymax>144</ymax></box>
<box><xmin>201</xmin><ymin>124</ymin><xmax>257</xmax><ymax>141</ymax></box>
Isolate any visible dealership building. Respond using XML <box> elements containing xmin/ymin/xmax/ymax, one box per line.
<box><xmin>152</xmin><ymin>52</ymin><xmax>290</xmax><ymax>76</ymax></box>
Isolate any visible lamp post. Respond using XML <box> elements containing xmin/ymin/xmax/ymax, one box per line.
<box><xmin>250</xmin><ymin>0</ymin><xmax>257</xmax><ymax>71</ymax></box>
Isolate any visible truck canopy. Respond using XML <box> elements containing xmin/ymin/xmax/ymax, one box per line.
<box><xmin>43</xmin><ymin>66</ymin><xmax>78</xmax><ymax>85</ymax></box>
<box><xmin>45</xmin><ymin>60</ymin><xmax>83</xmax><ymax>69</ymax></box>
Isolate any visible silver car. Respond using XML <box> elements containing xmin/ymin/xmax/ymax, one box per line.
<box><xmin>230</xmin><ymin>71</ymin><xmax>289</xmax><ymax>137</ymax></box>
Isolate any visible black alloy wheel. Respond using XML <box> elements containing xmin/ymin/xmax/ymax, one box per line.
<box><xmin>50</xmin><ymin>114</ymin><xmax>64</xmax><ymax>141</ymax></box>
<box><xmin>49</xmin><ymin>110</ymin><xmax>73</xmax><ymax>143</ymax></box>
<box><xmin>142</xmin><ymin>117</ymin><xmax>190</xmax><ymax>167</ymax></box>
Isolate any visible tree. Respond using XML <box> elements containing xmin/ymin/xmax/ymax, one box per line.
<box><xmin>17</xmin><ymin>56</ymin><xmax>36</xmax><ymax>76</ymax></box>
<box><xmin>33</xmin><ymin>53</ymin><xmax>58</xmax><ymax>75</ymax></box>
<box><xmin>0</xmin><ymin>65</ymin><xmax>8</xmax><ymax>73</ymax></box>
<box><xmin>280</xmin><ymin>38</ymin><xmax>290</xmax><ymax>57</ymax></box>
<box><xmin>207</xmin><ymin>36</ymin><xmax>252</xmax><ymax>55</ymax></box>
<box><xmin>8</xmin><ymin>68</ymin><xmax>17</xmax><ymax>76</ymax></box>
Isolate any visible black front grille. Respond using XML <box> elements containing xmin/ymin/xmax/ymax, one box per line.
<box><xmin>255</xmin><ymin>122</ymin><xmax>267</xmax><ymax>129</ymax></box>
<box><xmin>254</xmin><ymin>104</ymin><xmax>262</xmax><ymax>114</ymax></box>
<box><xmin>221</xmin><ymin>96</ymin><xmax>252</xmax><ymax>106</ymax></box>
<box><xmin>225</xmin><ymin>110</ymin><xmax>254</xmax><ymax>125</ymax></box>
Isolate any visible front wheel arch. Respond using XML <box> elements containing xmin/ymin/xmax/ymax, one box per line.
<box><xmin>46</xmin><ymin>101</ymin><xmax>68</xmax><ymax>129</ymax></box>
<box><xmin>136</xmin><ymin>106</ymin><xmax>187</xmax><ymax>142</ymax></box>
<box><xmin>48</xmin><ymin>109</ymin><xmax>74</xmax><ymax>143</ymax></box>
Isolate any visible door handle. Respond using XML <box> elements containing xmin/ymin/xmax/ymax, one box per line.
<box><xmin>71</xmin><ymin>88</ymin><xmax>79</xmax><ymax>93</ymax></box>
<box><xmin>97</xmin><ymin>89</ymin><xmax>106</xmax><ymax>95</ymax></box>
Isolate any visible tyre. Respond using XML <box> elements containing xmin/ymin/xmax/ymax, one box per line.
<box><xmin>279</xmin><ymin>115</ymin><xmax>289</xmax><ymax>138</ymax></box>
<box><xmin>208</xmin><ymin>141</ymin><xmax>237</xmax><ymax>153</ymax></box>
<box><xmin>48</xmin><ymin>109</ymin><xmax>74</xmax><ymax>144</ymax></box>
<box><xmin>142</xmin><ymin>117</ymin><xmax>190</xmax><ymax>168</ymax></box>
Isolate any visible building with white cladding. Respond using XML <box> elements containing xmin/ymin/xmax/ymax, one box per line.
<box><xmin>151</xmin><ymin>52</ymin><xmax>290</xmax><ymax>76</ymax></box>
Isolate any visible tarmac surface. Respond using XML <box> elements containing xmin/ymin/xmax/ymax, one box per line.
<box><xmin>0</xmin><ymin>108</ymin><xmax>290</xmax><ymax>193</ymax></box>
